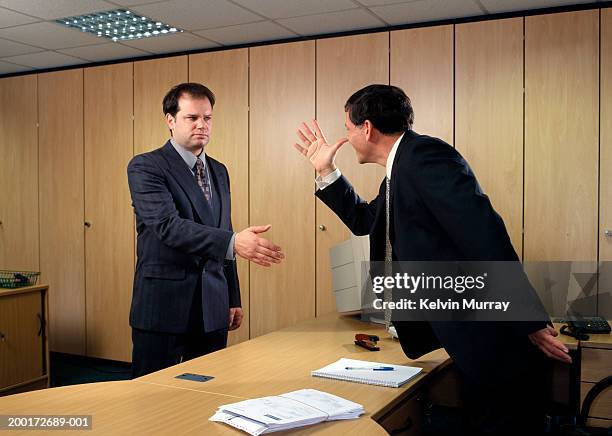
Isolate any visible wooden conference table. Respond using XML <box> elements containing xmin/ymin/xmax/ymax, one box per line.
<box><xmin>0</xmin><ymin>314</ymin><xmax>453</xmax><ymax>435</ymax></box>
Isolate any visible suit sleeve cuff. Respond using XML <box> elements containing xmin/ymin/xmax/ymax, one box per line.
<box><xmin>226</xmin><ymin>233</ymin><xmax>236</xmax><ymax>260</ymax></box>
<box><xmin>315</xmin><ymin>168</ymin><xmax>341</xmax><ymax>190</ymax></box>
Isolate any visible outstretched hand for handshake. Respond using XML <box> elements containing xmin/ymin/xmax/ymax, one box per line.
<box><xmin>235</xmin><ymin>225</ymin><xmax>284</xmax><ymax>267</ymax></box>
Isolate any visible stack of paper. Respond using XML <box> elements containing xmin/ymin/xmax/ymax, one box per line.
<box><xmin>312</xmin><ymin>358</ymin><xmax>423</xmax><ymax>388</ymax></box>
<box><xmin>210</xmin><ymin>389</ymin><xmax>364</xmax><ymax>435</ymax></box>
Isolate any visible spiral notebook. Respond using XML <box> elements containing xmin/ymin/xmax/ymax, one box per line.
<box><xmin>311</xmin><ymin>358</ymin><xmax>422</xmax><ymax>388</ymax></box>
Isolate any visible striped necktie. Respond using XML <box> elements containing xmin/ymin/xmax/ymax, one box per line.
<box><xmin>384</xmin><ymin>176</ymin><xmax>392</xmax><ymax>328</ymax></box>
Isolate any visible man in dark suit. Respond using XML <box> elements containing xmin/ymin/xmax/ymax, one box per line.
<box><xmin>294</xmin><ymin>84</ymin><xmax>571</xmax><ymax>434</ymax></box>
<box><xmin>128</xmin><ymin>83</ymin><xmax>284</xmax><ymax>378</ymax></box>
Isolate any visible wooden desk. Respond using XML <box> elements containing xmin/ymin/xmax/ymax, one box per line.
<box><xmin>0</xmin><ymin>314</ymin><xmax>449</xmax><ymax>435</ymax></box>
<box><xmin>0</xmin><ymin>381</ymin><xmax>387</xmax><ymax>435</ymax></box>
<box><xmin>136</xmin><ymin>314</ymin><xmax>451</xmax><ymax>429</ymax></box>
<box><xmin>554</xmin><ymin>322</ymin><xmax>579</xmax><ymax>350</ymax></box>
<box><xmin>579</xmin><ymin>327</ymin><xmax>612</xmax><ymax>427</ymax></box>
<box><xmin>554</xmin><ymin>321</ymin><xmax>612</xmax><ymax>428</ymax></box>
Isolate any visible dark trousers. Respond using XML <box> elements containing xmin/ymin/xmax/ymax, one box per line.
<box><xmin>131</xmin><ymin>327</ymin><xmax>228</xmax><ymax>378</ymax></box>
<box><xmin>460</xmin><ymin>352</ymin><xmax>551</xmax><ymax>435</ymax></box>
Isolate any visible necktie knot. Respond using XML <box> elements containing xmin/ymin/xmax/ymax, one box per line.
<box><xmin>194</xmin><ymin>157</ymin><xmax>204</xmax><ymax>172</ymax></box>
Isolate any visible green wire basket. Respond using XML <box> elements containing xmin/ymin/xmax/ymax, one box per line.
<box><xmin>0</xmin><ymin>270</ymin><xmax>40</xmax><ymax>289</ymax></box>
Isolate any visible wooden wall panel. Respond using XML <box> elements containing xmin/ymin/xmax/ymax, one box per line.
<box><xmin>250</xmin><ymin>41</ymin><xmax>315</xmax><ymax>336</ymax></box>
<box><xmin>456</xmin><ymin>18</ymin><xmax>524</xmax><ymax>256</ymax></box>
<box><xmin>524</xmin><ymin>10</ymin><xmax>599</xmax><ymax>261</ymax></box>
<box><xmin>134</xmin><ymin>56</ymin><xmax>187</xmax><ymax>155</ymax></box>
<box><xmin>38</xmin><ymin>69</ymin><xmax>86</xmax><ymax>354</ymax></box>
<box><xmin>0</xmin><ymin>75</ymin><xmax>38</xmax><ymax>271</ymax></box>
<box><xmin>84</xmin><ymin>63</ymin><xmax>134</xmax><ymax>361</ymax></box>
<box><xmin>189</xmin><ymin>49</ymin><xmax>250</xmax><ymax>345</ymax></box>
<box><xmin>391</xmin><ymin>25</ymin><xmax>453</xmax><ymax>144</ymax></box>
<box><xmin>601</xmin><ymin>8</ymin><xmax>612</xmax><ymax>263</ymax></box>
<box><xmin>601</xmin><ymin>8</ymin><xmax>612</xmax><ymax>319</ymax></box>
<box><xmin>315</xmin><ymin>33</ymin><xmax>388</xmax><ymax>316</ymax></box>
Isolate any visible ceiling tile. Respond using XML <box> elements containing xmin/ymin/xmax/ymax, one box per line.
<box><xmin>480</xmin><ymin>0</ymin><xmax>594</xmax><ymax>14</ymax></box>
<box><xmin>369</xmin><ymin>0</ymin><xmax>483</xmax><ymax>25</ymax></box>
<box><xmin>132</xmin><ymin>0</ymin><xmax>261</xmax><ymax>31</ymax></box>
<box><xmin>121</xmin><ymin>32</ymin><xmax>219</xmax><ymax>53</ymax></box>
<box><xmin>3</xmin><ymin>50</ymin><xmax>84</xmax><ymax>68</ymax></box>
<box><xmin>357</xmin><ymin>0</ymin><xmax>418</xmax><ymax>5</ymax></box>
<box><xmin>107</xmin><ymin>0</ymin><xmax>165</xmax><ymax>5</ymax></box>
<box><xmin>0</xmin><ymin>0</ymin><xmax>115</xmax><ymax>20</ymax></box>
<box><xmin>195</xmin><ymin>20</ymin><xmax>297</xmax><ymax>45</ymax></box>
<box><xmin>0</xmin><ymin>7</ymin><xmax>41</xmax><ymax>28</ymax></box>
<box><xmin>0</xmin><ymin>37</ymin><xmax>44</xmax><ymax>56</ymax></box>
<box><xmin>278</xmin><ymin>8</ymin><xmax>385</xmax><ymax>36</ymax></box>
<box><xmin>59</xmin><ymin>41</ymin><xmax>150</xmax><ymax>61</ymax></box>
<box><xmin>0</xmin><ymin>22</ymin><xmax>103</xmax><ymax>49</ymax></box>
<box><xmin>231</xmin><ymin>0</ymin><xmax>358</xmax><ymax>19</ymax></box>
<box><xmin>0</xmin><ymin>59</ymin><xmax>33</xmax><ymax>73</ymax></box>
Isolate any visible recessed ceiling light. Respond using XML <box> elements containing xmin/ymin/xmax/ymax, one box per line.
<box><xmin>55</xmin><ymin>9</ymin><xmax>183</xmax><ymax>43</ymax></box>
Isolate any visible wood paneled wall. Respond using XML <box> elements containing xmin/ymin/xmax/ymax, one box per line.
<box><xmin>315</xmin><ymin>33</ymin><xmax>389</xmax><ymax>317</ymax></box>
<box><xmin>84</xmin><ymin>63</ymin><xmax>134</xmax><ymax>361</ymax></box>
<box><xmin>391</xmin><ymin>25</ymin><xmax>454</xmax><ymax>145</ymax></box>
<box><xmin>524</xmin><ymin>10</ymin><xmax>599</xmax><ymax>262</ymax></box>
<box><xmin>601</xmin><ymin>9</ymin><xmax>612</xmax><ymax>319</ymax></box>
<box><xmin>249</xmin><ymin>42</ymin><xmax>316</xmax><ymax>337</ymax></box>
<box><xmin>39</xmin><ymin>69</ymin><xmax>86</xmax><ymax>355</ymax></box>
<box><xmin>601</xmin><ymin>8</ymin><xmax>612</xmax><ymax>264</ymax></box>
<box><xmin>134</xmin><ymin>56</ymin><xmax>188</xmax><ymax>155</ymax></box>
<box><xmin>0</xmin><ymin>76</ymin><xmax>38</xmax><ymax>272</ymax></box>
<box><xmin>455</xmin><ymin>18</ymin><xmax>524</xmax><ymax>256</ymax></box>
<box><xmin>1</xmin><ymin>7</ymin><xmax>610</xmax><ymax>361</ymax></box>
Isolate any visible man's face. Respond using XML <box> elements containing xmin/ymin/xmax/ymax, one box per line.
<box><xmin>166</xmin><ymin>95</ymin><xmax>212</xmax><ymax>152</ymax></box>
<box><xmin>345</xmin><ymin>111</ymin><xmax>369</xmax><ymax>163</ymax></box>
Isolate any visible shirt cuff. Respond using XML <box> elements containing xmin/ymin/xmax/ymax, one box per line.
<box><xmin>315</xmin><ymin>168</ymin><xmax>341</xmax><ymax>190</ymax></box>
<box><xmin>226</xmin><ymin>233</ymin><xmax>236</xmax><ymax>260</ymax></box>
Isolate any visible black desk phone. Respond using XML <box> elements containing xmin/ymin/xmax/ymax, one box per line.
<box><xmin>560</xmin><ymin>316</ymin><xmax>611</xmax><ymax>340</ymax></box>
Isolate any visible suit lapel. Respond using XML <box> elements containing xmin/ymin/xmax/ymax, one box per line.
<box><xmin>206</xmin><ymin>156</ymin><xmax>230</xmax><ymax>229</ymax></box>
<box><xmin>370</xmin><ymin>178</ymin><xmax>387</xmax><ymax>261</ymax></box>
<box><xmin>160</xmin><ymin>141</ymin><xmax>214</xmax><ymax>225</ymax></box>
<box><xmin>387</xmin><ymin>130</ymin><xmax>417</xmax><ymax>243</ymax></box>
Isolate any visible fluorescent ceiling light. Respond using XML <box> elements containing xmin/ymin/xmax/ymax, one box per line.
<box><xmin>55</xmin><ymin>9</ymin><xmax>182</xmax><ymax>42</ymax></box>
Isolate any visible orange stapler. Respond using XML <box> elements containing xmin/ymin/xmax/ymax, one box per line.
<box><xmin>354</xmin><ymin>333</ymin><xmax>380</xmax><ymax>351</ymax></box>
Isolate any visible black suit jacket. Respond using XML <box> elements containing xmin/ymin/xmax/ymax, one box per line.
<box><xmin>127</xmin><ymin>141</ymin><xmax>240</xmax><ymax>334</ymax></box>
<box><xmin>316</xmin><ymin>130</ymin><xmax>547</xmax><ymax>384</ymax></box>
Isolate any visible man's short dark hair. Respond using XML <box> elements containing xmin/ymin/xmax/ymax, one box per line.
<box><xmin>163</xmin><ymin>82</ymin><xmax>215</xmax><ymax>117</ymax></box>
<box><xmin>344</xmin><ymin>84</ymin><xmax>414</xmax><ymax>134</ymax></box>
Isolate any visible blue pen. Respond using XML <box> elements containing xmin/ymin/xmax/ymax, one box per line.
<box><xmin>345</xmin><ymin>366</ymin><xmax>395</xmax><ymax>371</ymax></box>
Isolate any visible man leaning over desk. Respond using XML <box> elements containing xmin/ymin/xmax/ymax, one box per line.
<box><xmin>128</xmin><ymin>83</ymin><xmax>284</xmax><ymax>378</ymax></box>
<box><xmin>294</xmin><ymin>84</ymin><xmax>572</xmax><ymax>435</ymax></box>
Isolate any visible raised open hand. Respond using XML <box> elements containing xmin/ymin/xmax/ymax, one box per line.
<box><xmin>293</xmin><ymin>119</ymin><xmax>348</xmax><ymax>177</ymax></box>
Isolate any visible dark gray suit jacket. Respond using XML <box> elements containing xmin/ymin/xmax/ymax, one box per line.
<box><xmin>316</xmin><ymin>130</ymin><xmax>547</xmax><ymax>385</ymax></box>
<box><xmin>127</xmin><ymin>141</ymin><xmax>240</xmax><ymax>334</ymax></box>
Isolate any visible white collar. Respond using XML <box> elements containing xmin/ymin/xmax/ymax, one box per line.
<box><xmin>386</xmin><ymin>132</ymin><xmax>404</xmax><ymax>180</ymax></box>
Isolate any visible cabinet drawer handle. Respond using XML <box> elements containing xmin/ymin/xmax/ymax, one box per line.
<box><xmin>37</xmin><ymin>313</ymin><xmax>44</xmax><ymax>336</ymax></box>
<box><xmin>0</xmin><ymin>331</ymin><xmax>5</xmax><ymax>341</ymax></box>
<box><xmin>84</xmin><ymin>221</ymin><xmax>92</xmax><ymax>228</ymax></box>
